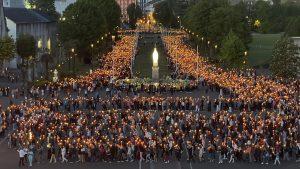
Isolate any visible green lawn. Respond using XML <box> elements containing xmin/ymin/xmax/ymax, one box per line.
<box><xmin>248</xmin><ymin>33</ymin><xmax>282</xmax><ymax>67</ymax></box>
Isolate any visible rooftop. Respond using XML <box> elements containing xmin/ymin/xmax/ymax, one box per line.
<box><xmin>4</xmin><ymin>7</ymin><xmax>56</xmax><ymax>24</ymax></box>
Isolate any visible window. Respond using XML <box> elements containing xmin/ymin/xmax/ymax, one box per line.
<box><xmin>38</xmin><ymin>39</ymin><xmax>42</xmax><ymax>49</ymax></box>
<box><xmin>47</xmin><ymin>38</ymin><xmax>51</xmax><ymax>51</ymax></box>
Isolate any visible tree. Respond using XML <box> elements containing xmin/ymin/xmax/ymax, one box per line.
<box><xmin>16</xmin><ymin>34</ymin><xmax>36</xmax><ymax>84</ymax></box>
<box><xmin>16</xmin><ymin>34</ymin><xmax>36</xmax><ymax>61</ymax></box>
<box><xmin>183</xmin><ymin>0</ymin><xmax>251</xmax><ymax>59</ymax></box>
<box><xmin>183</xmin><ymin>0</ymin><xmax>225</xmax><ymax>38</ymax></box>
<box><xmin>95</xmin><ymin>0</ymin><xmax>121</xmax><ymax>32</ymax></box>
<box><xmin>59</xmin><ymin>0</ymin><xmax>108</xmax><ymax>60</ymax></box>
<box><xmin>41</xmin><ymin>53</ymin><xmax>52</xmax><ymax>80</ymax></box>
<box><xmin>270</xmin><ymin>37</ymin><xmax>299</xmax><ymax>78</ymax></box>
<box><xmin>219</xmin><ymin>31</ymin><xmax>247</xmax><ymax>69</ymax></box>
<box><xmin>285</xmin><ymin>16</ymin><xmax>300</xmax><ymax>37</ymax></box>
<box><xmin>252</xmin><ymin>0</ymin><xmax>272</xmax><ymax>33</ymax></box>
<box><xmin>28</xmin><ymin>0</ymin><xmax>59</xmax><ymax>19</ymax></box>
<box><xmin>252</xmin><ymin>0</ymin><xmax>300</xmax><ymax>33</ymax></box>
<box><xmin>208</xmin><ymin>3</ymin><xmax>251</xmax><ymax>47</ymax></box>
<box><xmin>153</xmin><ymin>0</ymin><xmax>178</xmax><ymax>28</ymax></box>
<box><xmin>0</xmin><ymin>36</ymin><xmax>15</xmax><ymax>69</ymax></box>
<box><xmin>127</xmin><ymin>3</ymin><xmax>143</xmax><ymax>29</ymax></box>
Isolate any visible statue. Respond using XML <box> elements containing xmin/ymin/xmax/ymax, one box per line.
<box><xmin>53</xmin><ymin>69</ymin><xmax>58</xmax><ymax>82</ymax></box>
<box><xmin>152</xmin><ymin>47</ymin><xmax>159</xmax><ymax>81</ymax></box>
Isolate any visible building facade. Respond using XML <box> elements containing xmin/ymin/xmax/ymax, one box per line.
<box><xmin>3</xmin><ymin>0</ymin><xmax>26</xmax><ymax>8</ymax></box>
<box><xmin>4</xmin><ymin>7</ymin><xmax>56</xmax><ymax>80</ymax></box>
<box><xmin>0</xmin><ymin>0</ymin><xmax>7</xmax><ymax>38</ymax></box>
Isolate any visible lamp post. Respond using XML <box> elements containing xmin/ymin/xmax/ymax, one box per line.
<box><xmin>196</xmin><ymin>45</ymin><xmax>199</xmax><ymax>80</ymax></box>
<box><xmin>111</xmin><ymin>35</ymin><xmax>116</xmax><ymax>80</ymax></box>
<box><xmin>214</xmin><ymin>45</ymin><xmax>218</xmax><ymax>57</ymax></box>
<box><xmin>71</xmin><ymin>48</ymin><xmax>75</xmax><ymax>73</ymax></box>
<box><xmin>90</xmin><ymin>44</ymin><xmax>94</xmax><ymax>70</ymax></box>
<box><xmin>177</xmin><ymin>16</ymin><xmax>181</xmax><ymax>29</ymax></box>
<box><xmin>201</xmin><ymin>37</ymin><xmax>205</xmax><ymax>56</ymax></box>
<box><xmin>244</xmin><ymin>51</ymin><xmax>248</xmax><ymax>68</ymax></box>
<box><xmin>207</xmin><ymin>40</ymin><xmax>211</xmax><ymax>57</ymax></box>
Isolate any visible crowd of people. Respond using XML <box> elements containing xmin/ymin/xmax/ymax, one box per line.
<box><xmin>0</xmin><ymin>31</ymin><xmax>298</xmax><ymax>168</ymax></box>
<box><xmin>162</xmin><ymin>35</ymin><xmax>299</xmax><ymax>114</ymax></box>
<box><xmin>0</xmin><ymin>68</ymin><xmax>20</xmax><ymax>83</ymax></box>
<box><xmin>3</xmin><ymin>95</ymin><xmax>300</xmax><ymax>167</ymax></box>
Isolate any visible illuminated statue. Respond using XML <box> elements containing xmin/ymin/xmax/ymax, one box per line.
<box><xmin>152</xmin><ymin>47</ymin><xmax>159</xmax><ymax>81</ymax></box>
<box><xmin>53</xmin><ymin>69</ymin><xmax>58</xmax><ymax>82</ymax></box>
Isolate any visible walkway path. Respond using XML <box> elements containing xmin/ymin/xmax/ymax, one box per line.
<box><xmin>133</xmin><ymin>32</ymin><xmax>171</xmax><ymax>78</ymax></box>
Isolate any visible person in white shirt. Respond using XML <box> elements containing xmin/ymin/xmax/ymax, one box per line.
<box><xmin>17</xmin><ymin>148</ymin><xmax>26</xmax><ymax>167</ymax></box>
<box><xmin>61</xmin><ymin>147</ymin><xmax>68</xmax><ymax>163</ymax></box>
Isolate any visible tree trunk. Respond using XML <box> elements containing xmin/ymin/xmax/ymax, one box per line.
<box><xmin>45</xmin><ymin>61</ymin><xmax>49</xmax><ymax>80</ymax></box>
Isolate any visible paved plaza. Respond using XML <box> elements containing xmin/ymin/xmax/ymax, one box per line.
<box><xmin>0</xmin><ymin>1</ymin><xmax>299</xmax><ymax>169</ymax></box>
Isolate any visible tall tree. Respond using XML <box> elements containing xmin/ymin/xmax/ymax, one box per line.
<box><xmin>252</xmin><ymin>0</ymin><xmax>272</xmax><ymax>33</ymax></box>
<box><xmin>183</xmin><ymin>0</ymin><xmax>225</xmax><ymax>38</ymax></box>
<box><xmin>252</xmin><ymin>0</ymin><xmax>300</xmax><ymax>33</ymax></box>
<box><xmin>94</xmin><ymin>0</ymin><xmax>121</xmax><ymax>32</ymax></box>
<box><xmin>16</xmin><ymin>34</ymin><xmax>37</xmax><ymax>83</ymax></box>
<box><xmin>153</xmin><ymin>0</ymin><xmax>177</xmax><ymax>28</ymax></box>
<box><xmin>59</xmin><ymin>0</ymin><xmax>108</xmax><ymax>59</ymax></box>
<box><xmin>285</xmin><ymin>16</ymin><xmax>300</xmax><ymax>37</ymax></box>
<box><xmin>208</xmin><ymin>3</ymin><xmax>251</xmax><ymax>47</ymax></box>
<box><xmin>16</xmin><ymin>34</ymin><xmax>36</xmax><ymax>61</ymax></box>
<box><xmin>41</xmin><ymin>53</ymin><xmax>52</xmax><ymax>80</ymax></box>
<box><xmin>0</xmin><ymin>36</ymin><xmax>15</xmax><ymax>69</ymax></box>
<box><xmin>29</xmin><ymin>0</ymin><xmax>59</xmax><ymax>19</ymax></box>
<box><xmin>127</xmin><ymin>3</ymin><xmax>143</xmax><ymax>29</ymax></box>
<box><xmin>270</xmin><ymin>37</ymin><xmax>299</xmax><ymax>78</ymax></box>
<box><xmin>183</xmin><ymin>0</ymin><xmax>251</xmax><ymax>61</ymax></box>
<box><xmin>219</xmin><ymin>31</ymin><xmax>247</xmax><ymax>69</ymax></box>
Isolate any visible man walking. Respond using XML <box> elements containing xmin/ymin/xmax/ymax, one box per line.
<box><xmin>49</xmin><ymin>146</ymin><xmax>57</xmax><ymax>163</ymax></box>
<box><xmin>274</xmin><ymin>152</ymin><xmax>280</xmax><ymax>165</ymax></box>
<box><xmin>61</xmin><ymin>146</ymin><xmax>68</xmax><ymax>163</ymax></box>
<box><xmin>17</xmin><ymin>147</ymin><xmax>25</xmax><ymax>167</ymax></box>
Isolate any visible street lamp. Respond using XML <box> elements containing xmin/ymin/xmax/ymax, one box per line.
<box><xmin>177</xmin><ymin>16</ymin><xmax>182</xmax><ymax>29</ymax></box>
<box><xmin>207</xmin><ymin>41</ymin><xmax>211</xmax><ymax>57</ymax></box>
<box><xmin>90</xmin><ymin>44</ymin><xmax>94</xmax><ymax>70</ymax></box>
<box><xmin>243</xmin><ymin>51</ymin><xmax>248</xmax><ymax>68</ymax></box>
<box><xmin>214</xmin><ymin>45</ymin><xmax>218</xmax><ymax>58</ymax></box>
<box><xmin>111</xmin><ymin>35</ymin><xmax>116</xmax><ymax>80</ymax></box>
<box><xmin>196</xmin><ymin>45</ymin><xmax>199</xmax><ymax>80</ymax></box>
<box><xmin>71</xmin><ymin>48</ymin><xmax>75</xmax><ymax>73</ymax></box>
